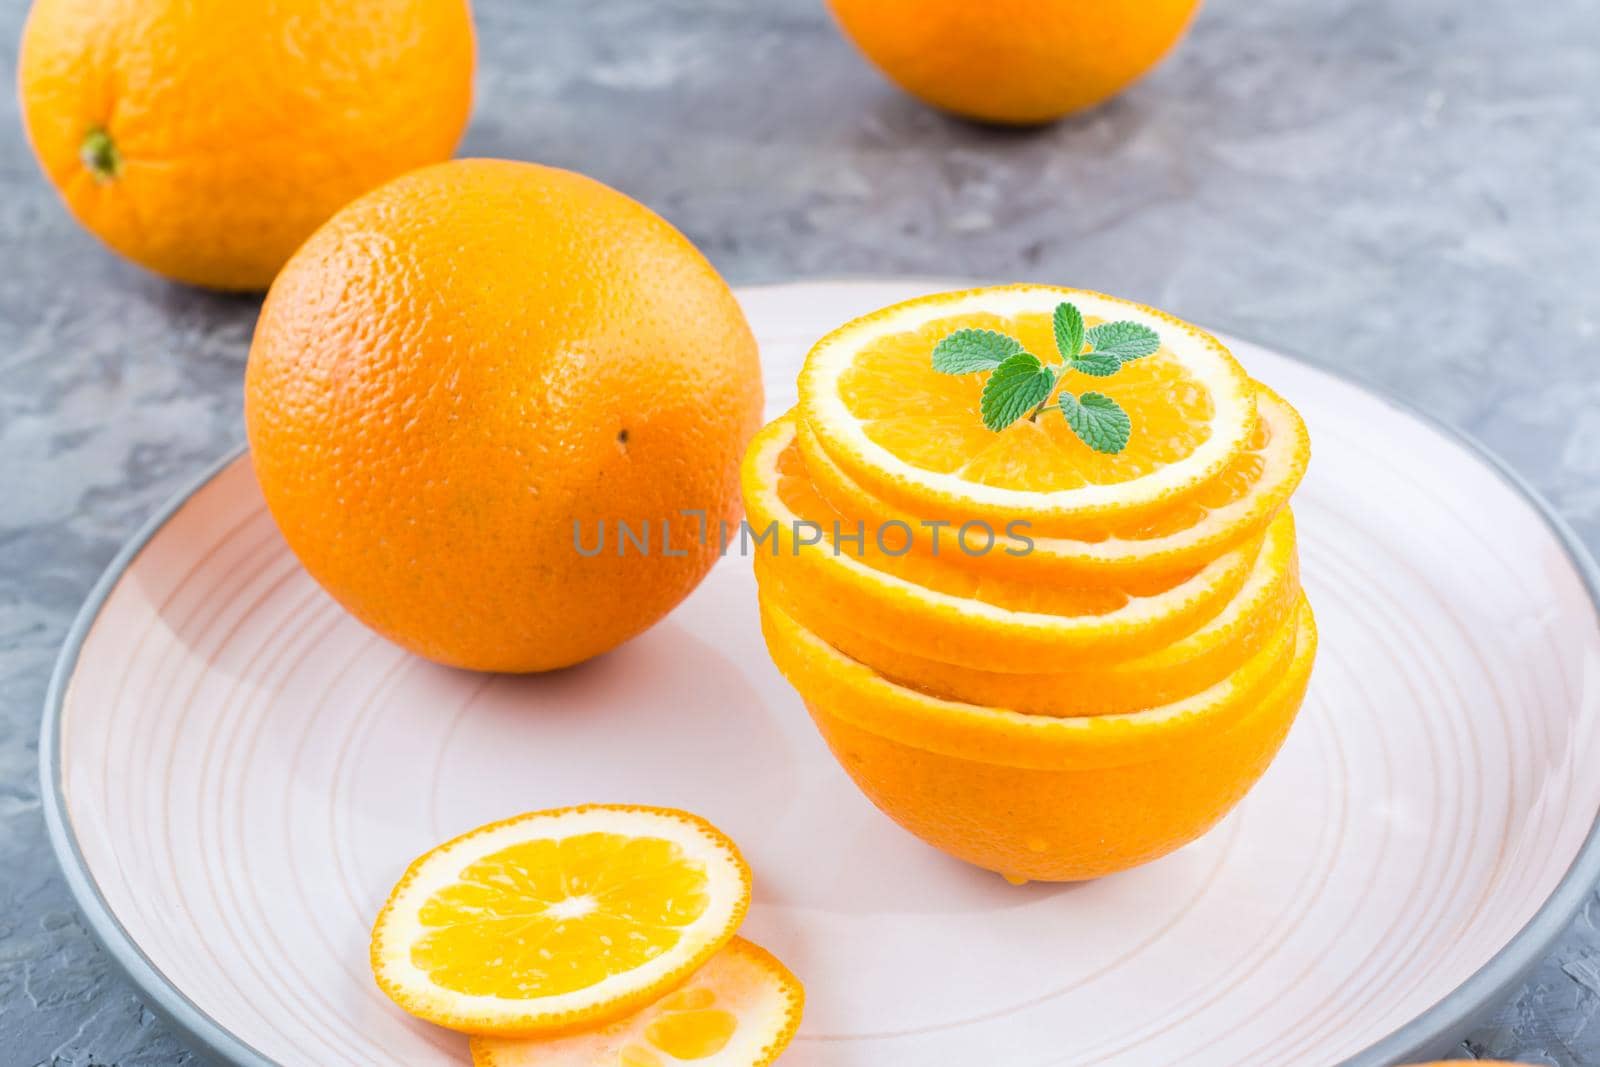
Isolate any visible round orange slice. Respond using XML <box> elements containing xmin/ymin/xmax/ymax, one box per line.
<box><xmin>370</xmin><ymin>805</ymin><xmax>751</xmax><ymax>1037</ymax></box>
<box><xmin>798</xmin><ymin>382</ymin><xmax>1308</xmax><ymax>582</ymax></box>
<box><xmin>470</xmin><ymin>937</ymin><xmax>803</xmax><ymax>1067</ymax></box>
<box><xmin>742</xmin><ymin>414</ymin><xmax>1262</xmax><ymax>672</ymax></box>
<box><xmin>797</xmin><ymin>284</ymin><xmax>1257</xmax><ymax>533</ymax></box>
<box><xmin>760</xmin><ymin>508</ymin><xmax>1300</xmax><ymax>716</ymax></box>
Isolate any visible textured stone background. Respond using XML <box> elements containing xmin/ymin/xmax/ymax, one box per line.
<box><xmin>3</xmin><ymin>0</ymin><xmax>1599</xmax><ymax>1063</ymax></box>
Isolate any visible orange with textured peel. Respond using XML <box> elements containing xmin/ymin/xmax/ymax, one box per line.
<box><xmin>742</xmin><ymin>414</ymin><xmax>1260</xmax><ymax>672</ymax></box>
<box><xmin>18</xmin><ymin>0</ymin><xmax>474</xmax><ymax>289</ymax></box>
<box><xmin>827</xmin><ymin>0</ymin><xmax>1201</xmax><ymax>125</ymax></box>
<box><xmin>370</xmin><ymin>806</ymin><xmax>751</xmax><ymax>1037</ymax></box>
<box><xmin>246</xmin><ymin>159</ymin><xmax>763</xmax><ymax>672</ymax></box>
<box><xmin>470</xmin><ymin>937</ymin><xmax>803</xmax><ymax>1067</ymax></box>
<box><xmin>762</xmin><ymin>509</ymin><xmax>1300</xmax><ymax>716</ymax></box>
<box><xmin>761</xmin><ymin>597</ymin><xmax>1316</xmax><ymax>882</ymax></box>
<box><xmin>798</xmin><ymin>286</ymin><xmax>1256</xmax><ymax>535</ymax></box>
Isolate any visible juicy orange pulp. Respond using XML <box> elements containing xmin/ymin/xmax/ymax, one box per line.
<box><xmin>412</xmin><ymin>832</ymin><xmax>711</xmax><ymax>999</ymax></box>
<box><xmin>638</xmin><ymin>987</ymin><xmax>738</xmax><ymax>1058</ymax></box>
<box><xmin>371</xmin><ymin>806</ymin><xmax>751</xmax><ymax>1037</ymax></box>
<box><xmin>836</xmin><ymin>309</ymin><xmax>1218</xmax><ymax>493</ymax></box>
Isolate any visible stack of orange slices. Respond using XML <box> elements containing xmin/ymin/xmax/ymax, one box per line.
<box><xmin>746</xmin><ymin>285</ymin><xmax>1317</xmax><ymax>883</ymax></box>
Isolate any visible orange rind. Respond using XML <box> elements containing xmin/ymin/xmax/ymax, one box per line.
<box><xmin>764</xmin><ymin>598</ymin><xmax>1317</xmax><ymax>881</ymax></box>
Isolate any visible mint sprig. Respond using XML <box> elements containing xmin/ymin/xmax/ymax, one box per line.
<box><xmin>930</xmin><ymin>301</ymin><xmax>1160</xmax><ymax>454</ymax></box>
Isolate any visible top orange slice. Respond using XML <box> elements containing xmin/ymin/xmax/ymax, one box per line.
<box><xmin>797</xmin><ymin>285</ymin><xmax>1257</xmax><ymax>533</ymax></box>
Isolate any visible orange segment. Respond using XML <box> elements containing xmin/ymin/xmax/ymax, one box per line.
<box><xmin>371</xmin><ymin>806</ymin><xmax>751</xmax><ymax>1036</ymax></box>
<box><xmin>798</xmin><ymin>285</ymin><xmax>1256</xmax><ymax>531</ymax></box>
<box><xmin>797</xmin><ymin>383</ymin><xmax>1309</xmax><ymax>581</ymax></box>
<box><xmin>471</xmin><ymin>938</ymin><xmax>803</xmax><ymax>1067</ymax></box>
<box><xmin>760</xmin><ymin>508</ymin><xmax>1300</xmax><ymax>716</ymax></box>
<box><xmin>742</xmin><ymin>414</ymin><xmax>1262</xmax><ymax>671</ymax></box>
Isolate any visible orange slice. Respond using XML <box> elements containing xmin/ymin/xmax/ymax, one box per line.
<box><xmin>741</xmin><ymin>414</ymin><xmax>1261</xmax><ymax>672</ymax></box>
<box><xmin>797</xmin><ymin>285</ymin><xmax>1257</xmax><ymax>533</ymax></box>
<box><xmin>760</xmin><ymin>508</ymin><xmax>1300</xmax><ymax>716</ymax></box>
<box><xmin>759</xmin><ymin>593</ymin><xmax>1310</xmax><ymax>771</ymax></box>
<box><xmin>370</xmin><ymin>806</ymin><xmax>751</xmax><ymax>1037</ymax></box>
<box><xmin>470</xmin><ymin>938</ymin><xmax>803</xmax><ymax>1067</ymax></box>
<box><xmin>798</xmin><ymin>383</ymin><xmax>1308</xmax><ymax>581</ymax></box>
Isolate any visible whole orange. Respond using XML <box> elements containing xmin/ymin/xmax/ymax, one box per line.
<box><xmin>245</xmin><ymin>159</ymin><xmax>764</xmax><ymax>672</ymax></box>
<box><xmin>827</xmin><ymin>0</ymin><xmax>1201</xmax><ymax>125</ymax></box>
<box><xmin>17</xmin><ymin>0</ymin><xmax>474</xmax><ymax>290</ymax></box>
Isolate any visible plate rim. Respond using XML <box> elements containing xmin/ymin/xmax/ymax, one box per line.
<box><xmin>38</xmin><ymin>277</ymin><xmax>1600</xmax><ymax>1067</ymax></box>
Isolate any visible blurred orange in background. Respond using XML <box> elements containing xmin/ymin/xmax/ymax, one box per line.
<box><xmin>827</xmin><ymin>0</ymin><xmax>1202</xmax><ymax>125</ymax></box>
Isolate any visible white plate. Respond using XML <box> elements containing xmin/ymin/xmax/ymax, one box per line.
<box><xmin>43</xmin><ymin>280</ymin><xmax>1600</xmax><ymax>1067</ymax></box>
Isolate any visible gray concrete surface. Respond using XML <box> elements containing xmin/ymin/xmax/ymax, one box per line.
<box><xmin>3</xmin><ymin>0</ymin><xmax>1599</xmax><ymax>1063</ymax></box>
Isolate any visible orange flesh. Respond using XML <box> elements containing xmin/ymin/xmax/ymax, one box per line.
<box><xmin>771</xmin><ymin>434</ymin><xmax>1205</xmax><ymax>616</ymax></box>
<box><xmin>411</xmin><ymin>833</ymin><xmax>710</xmax><ymax>998</ymax></box>
<box><xmin>617</xmin><ymin>987</ymin><xmax>739</xmax><ymax>1062</ymax></box>
<box><xmin>837</xmin><ymin>311</ymin><xmax>1216</xmax><ymax>491</ymax></box>
<box><xmin>642</xmin><ymin>986</ymin><xmax>739</xmax><ymax>1057</ymax></box>
<box><xmin>805</xmin><ymin>393</ymin><xmax>1289</xmax><ymax>547</ymax></box>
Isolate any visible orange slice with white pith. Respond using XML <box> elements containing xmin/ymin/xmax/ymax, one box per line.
<box><xmin>761</xmin><ymin>508</ymin><xmax>1300</xmax><ymax>716</ymax></box>
<box><xmin>370</xmin><ymin>806</ymin><xmax>751</xmax><ymax>1037</ymax></box>
<box><xmin>760</xmin><ymin>590</ymin><xmax>1307</xmax><ymax>770</ymax></box>
<box><xmin>741</xmin><ymin>414</ymin><xmax>1262</xmax><ymax>672</ymax></box>
<box><xmin>797</xmin><ymin>383</ymin><xmax>1308</xmax><ymax>582</ymax></box>
<box><xmin>797</xmin><ymin>284</ymin><xmax>1257</xmax><ymax>534</ymax></box>
<box><xmin>470</xmin><ymin>937</ymin><xmax>803</xmax><ymax>1067</ymax></box>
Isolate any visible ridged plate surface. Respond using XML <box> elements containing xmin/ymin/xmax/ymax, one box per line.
<box><xmin>46</xmin><ymin>281</ymin><xmax>1600</xmax><ymax>1066</ymax></box>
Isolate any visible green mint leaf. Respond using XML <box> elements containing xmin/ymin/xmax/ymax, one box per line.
<box><xmin>932</xmin><ymin>329</ymin><xmax>1026</xmax><ymax>374</ymax></box>
<box><xmin>1052</xmin><ymin>302</ymin><xmax>1084</xmax><ymax>362</ymax></box>
<box><xmin>980</xmin><ymin>353</ymin><xmax>1054</xmax><ymax>431</ymax></box>
<box><xmin>1060</xmin><ymin>391</ymin><xmax>1132</xmax><ymax>454</ymax></box>
<box><xmin>1085</xmin><ymin>321</ymin><xmax>1160</xmax><ymax>363</ymax></box>
<box><xmin>1069</xmin><ymin>351</ymin><xmax>1121</xmax><ymax>377</ymax></box>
